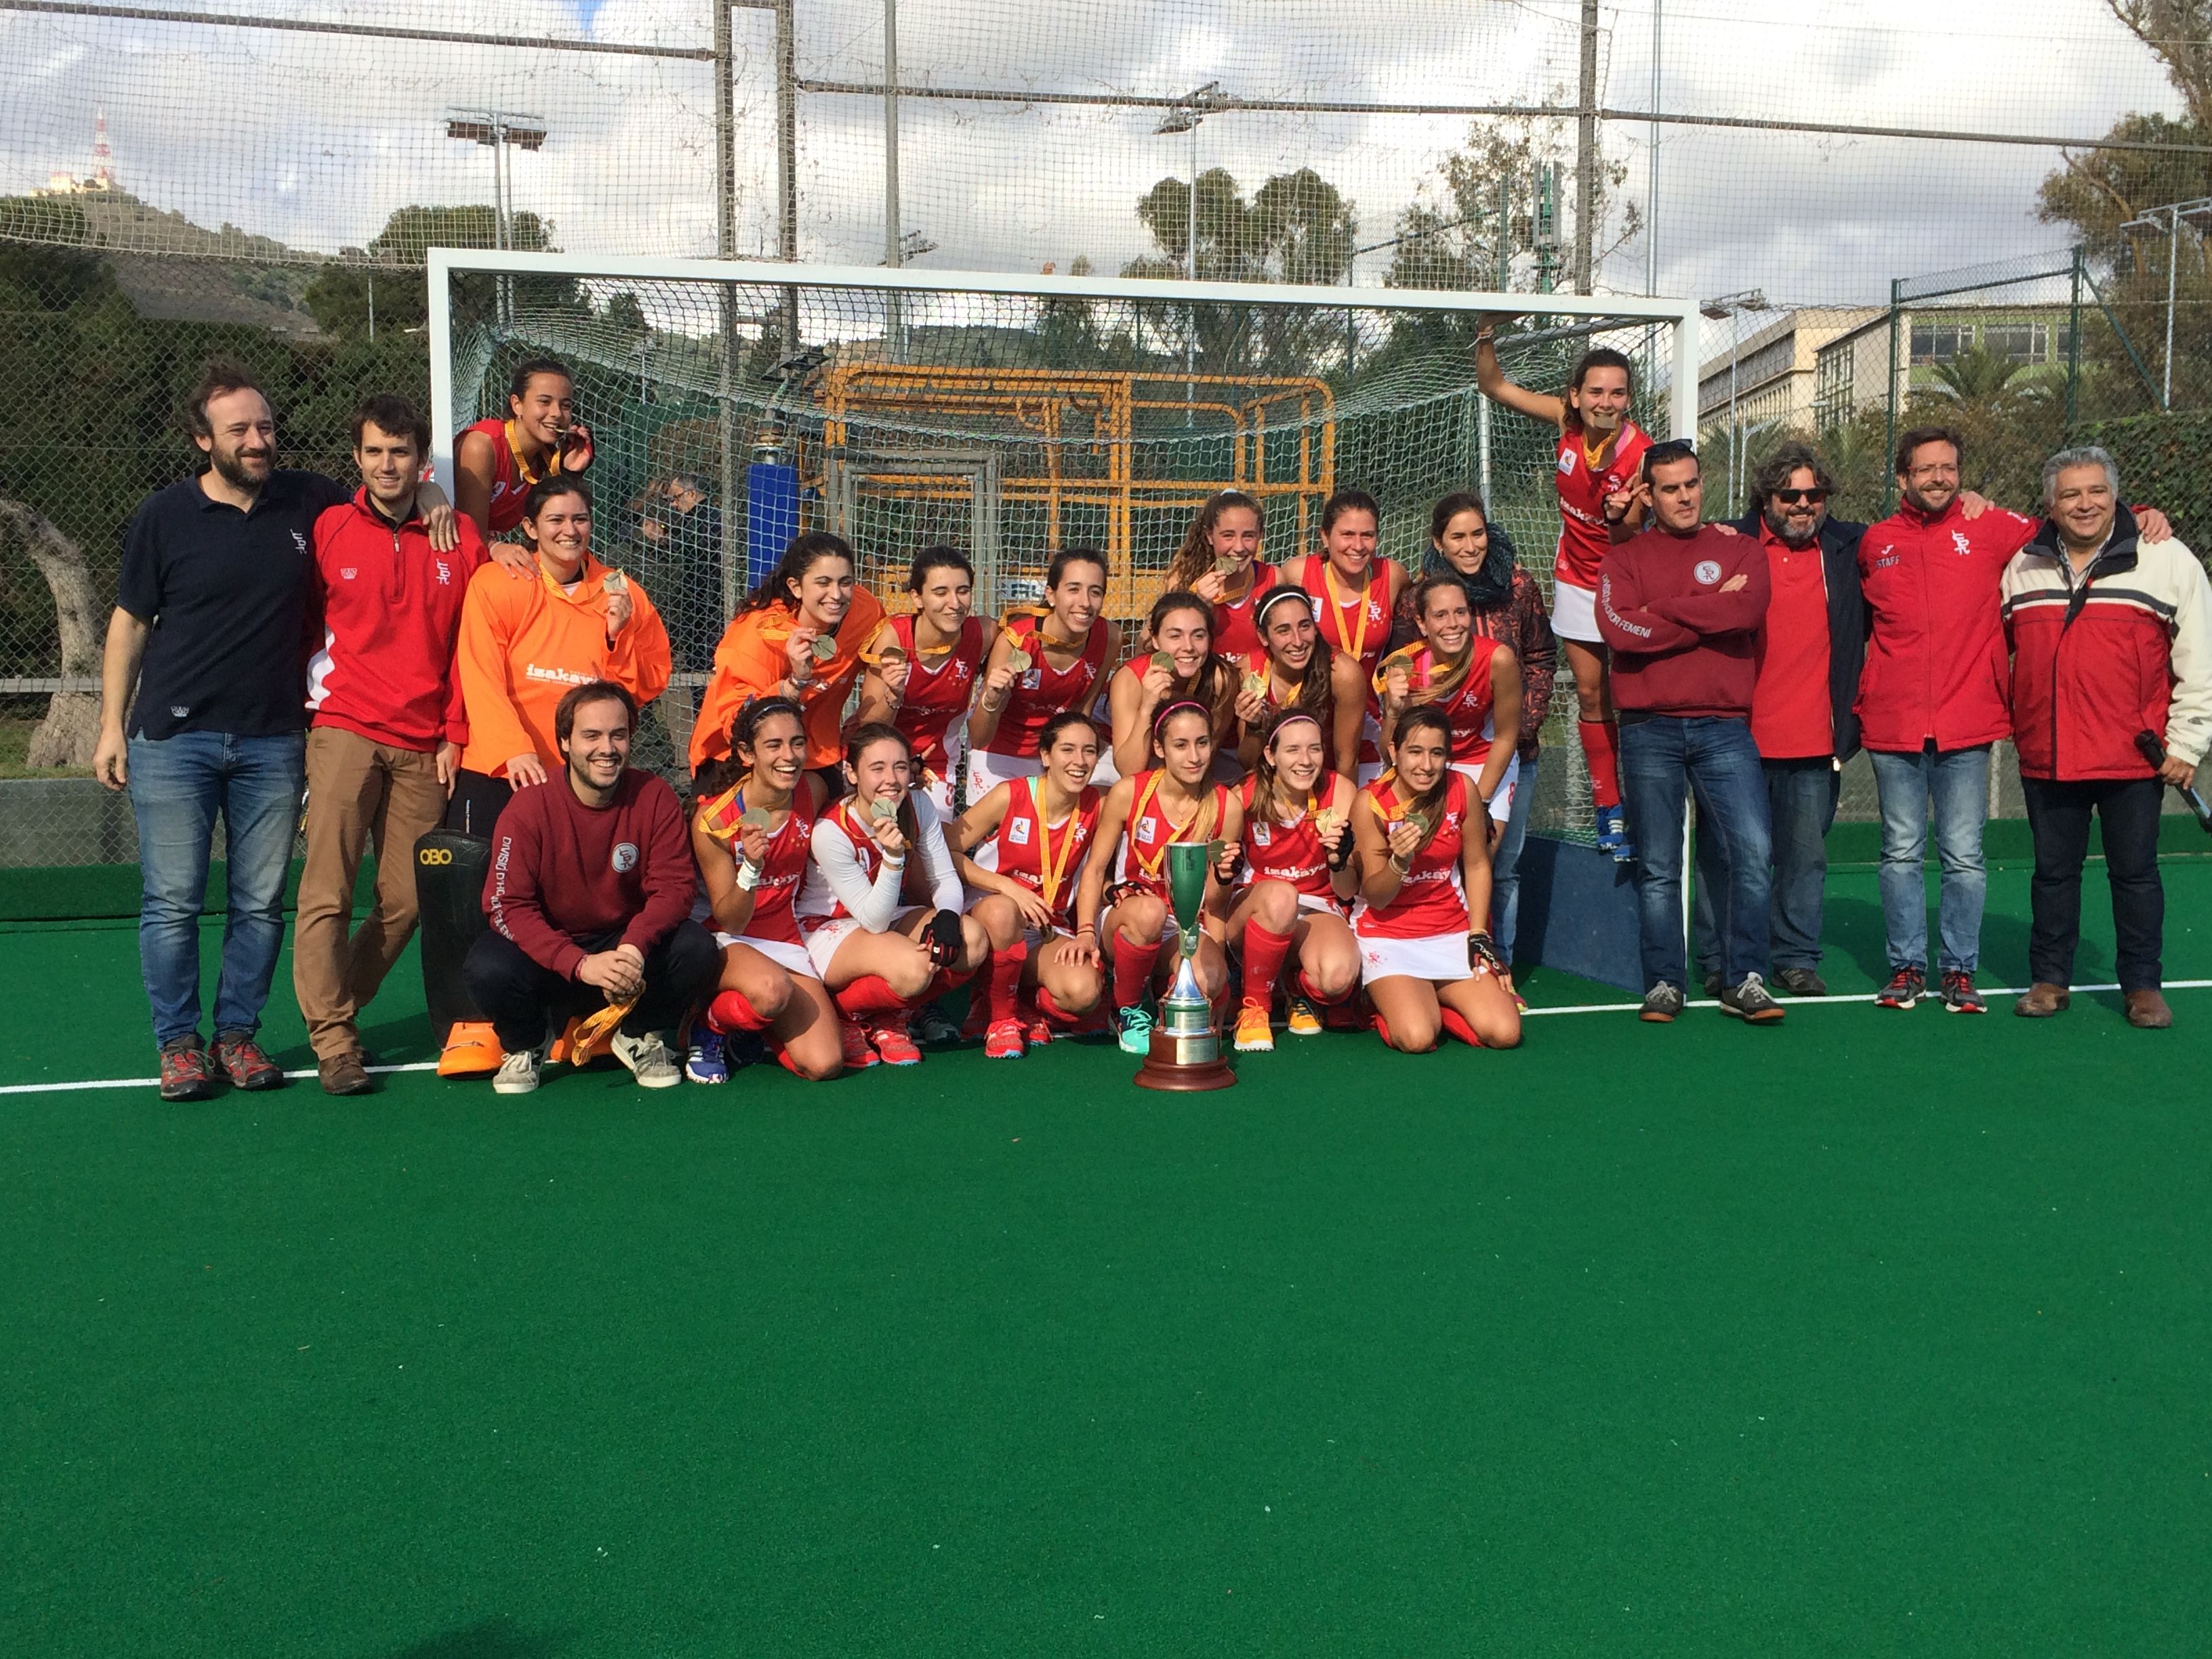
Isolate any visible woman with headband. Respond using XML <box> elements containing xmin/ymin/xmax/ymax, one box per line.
<box><xmin>1222</xmin><ymin>708</ymin><xmax>1361</xmax><ymax>1052</ymax></box>
<box><xmin>689</xmin><ymin>697</ymin><xmax>842</xmax><ymax>1082</ymax></box>
<box><xmin>1160</xmin><ymin>489</ymin><xmax>1277</xmax><ymax>657</ymax></box>
<box><xmin>967</xmin><ymin>547</ymin><xmax>1118</xmax><ymax>800</ymax></box>
<box><xmin>1374</xmin><ymin>574</ymin><xmax>1522</xmax><ymax>840</ymax></box>
<box><xmin>951</xmin><ymin>711</ymin><xmax>1109</xmax><ymax>1059</ymax></box>
<box><xmin>794</xmin><ymin>723</ymin><xmax>985</xmax><ymax>1071</ymax></box>
<box><xmin>853</xmin><ymin>545</ymin><xmax>994</xmax><ymax>817</ymax></box>
<box><xmin>1349</xmin><ymin>705</ymin><xmax>1521</xmax><ymax>1053</ymax></box>
<box><xmin>1072</xmin><ymin>699</ymin><xmax>1244</xmax><ymax>1056</ymax></box>
<box><xmin>1106</xmin><ymin>589</ymin><xmax>1240</xmax><ymax>780</ymax></box>
<box><xmin>1231</xmin><ymin>583</ymin><xmax>1366</xmax><ymax>780</ymax></box>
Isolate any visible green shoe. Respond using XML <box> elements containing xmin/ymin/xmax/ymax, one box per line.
<box><xmin>1115</xmin><ymin>1004</ymin><xmax>1155</xmax><ymax>1056</ymax></box>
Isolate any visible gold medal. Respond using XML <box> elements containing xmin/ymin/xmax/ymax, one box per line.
<box><xmin>1005</xmin><ymin>648</ymin><xmax>1033</xmax><ymax>674</ymax></box>
<box><xmin>867</xmin><ymin>797</ymin><xmax>898</xmax><ymax>822</ymax></box>
<box><xmin>600</xmin><ymin>568</ymin><xmax>628</xmax><ymax>596</ymax></box>
<box><xmin>808</xmin><ymin>634</ymin><xmax>838</xmax><ymax>663</ymax></box>
<box><xmin>1242</xmin><ymin>670</ymin><xmax>1268</xmax><ymax>700</ymax></box>
<box><xmin>876</xmin><ymin>644</ymin><xmax>909</xmax><ymax>667</ymax></box>
<box><xmin>1401</xmin><ymin>811</ymin><xmax>1432</xmax><ymax>841</ymax></box>
<box><xmin>738</xmin><ymin>806</ymin><xmax>771</xmax><ymax>831</ymax></box>
<box><xmin>1314</xmin><ymin>808</ymin><xmax>1343</xmax><ymax>837</ymax></box>
<box><xmin>1214</xmin><ymin>554</ymin><xmax>1244</xmax><ymax>575</ymax></box>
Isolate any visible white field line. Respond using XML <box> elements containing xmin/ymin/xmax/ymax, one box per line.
<box><xmin>3</xmin><ymin>981</ymin><xmax>2207</xmax><ymax>1095</ymax></box>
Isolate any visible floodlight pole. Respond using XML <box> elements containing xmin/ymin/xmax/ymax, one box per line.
<box><xmin>445</xmin><ymin>108</ymin><xmax>548</xmax><ymax>327</ymax></box>
<box><xmin>882</xmin><ymin>0</ymin><xmax>905</xmax><ymax>360</ymax></box>
<box><xmin>1157</xmin><ymin>83</ymin><xmax>1221</xmax><ymax>428</ymax></box>
<box><xmin>1700</xmin><ymin>289</ymin><xmax>1767</xmax><ymax>515</ymax></box>
<box><xmin>2119</xmin><ymin>195</ymin><xmax>2212</xmax><ymax>411</ymax></box>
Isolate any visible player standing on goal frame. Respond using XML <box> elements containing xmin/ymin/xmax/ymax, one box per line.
<box><xmin>1473</xmin><ymin>325</ymin><xmax>1650</xmax><ymax>863</ymax></box>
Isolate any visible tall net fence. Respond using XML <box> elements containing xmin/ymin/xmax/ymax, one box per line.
<box><xmin>4</xmin><ymin>0</ymin><xmax>2212</xmax><ymax>868</ymax></box>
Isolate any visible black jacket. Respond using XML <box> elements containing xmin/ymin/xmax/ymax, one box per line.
<box><xmin>1730</xmin><ymin>508</ymin><xmax>1866</xmax><ymax>760</ymax></box>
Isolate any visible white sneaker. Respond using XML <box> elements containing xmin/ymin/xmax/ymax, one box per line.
<box><xmin>491</xmin><ymin>1044</ymin><xmax>544</xmax><ymax>1095</ymax></box>
<box><xmin>611</xmin><ymin>1029</ymin><xmax>682</xmax><ymax>1089</ymax></box>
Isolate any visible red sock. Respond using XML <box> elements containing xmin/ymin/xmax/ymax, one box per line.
<box><xmin>1578</xmin><ymin>718</ymin><xmax>1621</xmax><ymax>811</ymax></box>
<box><xmin>924</xmin><ymin>965</ymin><xmax>972</xmax><ymax>1000</ymax></box>
<box><xmin>1372</xmin><ymin>1011</ymin><xmax>1393</xmax><ymax>1048</ymax></box>
<box><xmin>775</xmin><ymin>1045</ymin><xmax>804</xmax><ymax>1077</ymax></box>
<box><xmin>1296</xmin><ymin>967</ymin><xmax>1347</xmax><ymax>1007</ymax></box>
<box><xmin>1035</xmin><ymin>984</ymin><xmax>1078</xmax><ymax>1027</ymax></box>
<box><xmin>834</xmin><ymin>975</ymin><xmax>908</xmax><ymax>1019</ymax></box>
<box><xmin>707</xmin><ymin>988</ymin><xmax>769</xmax><ymax>1033</ymax></box>
<box><xmin>1241</xmin><ymin>922</ymin><xmax>1294</xmax><ymax>1008</ymax></box>
<box><xmin>987</xmin><ymin>944</ymin><xmax>1029</xmax><ymax>1024</ymax></box>
<box><xmin>1439</xmin><ymin>1007</ymin><xmax>1485</xmax><ymax>1048</ymax></box>
<box><xmin>1112</xmin><ymin>933</ymin><xmax>1162</xmax><ymax>1010</ymax></box>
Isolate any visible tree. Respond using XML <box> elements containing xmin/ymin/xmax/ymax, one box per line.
<box><xmin>303</xmin><ymin>205</ymin><xmax>581</xmax><ymax>340</ymax></box>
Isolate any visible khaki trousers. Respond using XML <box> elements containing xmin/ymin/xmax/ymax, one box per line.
<box><xmin>292</xmin><ymin>725</ymin><xmax>447</xmax><ymax>1061</ymax></box>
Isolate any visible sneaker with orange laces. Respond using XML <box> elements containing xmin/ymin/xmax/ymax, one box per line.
<box><xmin>983</xmin><ymin>1017</ymin><xmax>1027</xmax><ymax>1060</ymax></box>
<box><xmin>838</xmin><ymin>1018</ymin><xmax>880</xmax><ymax>1070</ymax></box>
<box><xmin>1233</xmin><ymin>999</ymin><xmax>1275</xmax><ymax>1052</ymax></box>
<box><xmin>870</xmin><ymin>1022</ymin><xmax>923</xmax><ymax>1065</ymax></box>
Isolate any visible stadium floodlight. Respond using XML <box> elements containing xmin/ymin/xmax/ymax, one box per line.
<box><xmin>2118</xmin><ymin>197</ymin><xmax>2212</xmax><ymax>409</ymax></box>
<box><xmin>1701</xmin><ymin>288</ymin><xmax>1767</xmax><ymax>515</ymax></box>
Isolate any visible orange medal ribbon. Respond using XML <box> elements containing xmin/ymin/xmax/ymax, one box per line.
<box><xmin>1322</xmin><ymin>557</ymin><xmax>1374</xmax><ymax>663</ymax></box>
<box><xmin>1028</xmin><ymin>776</ymin><xmax>1082</xmax><ymax>915</ymax></box>
<box><xmin>1128</xmin><ymin>773</ymin><xmax>1215</xmax><ymax>880</ymax></box>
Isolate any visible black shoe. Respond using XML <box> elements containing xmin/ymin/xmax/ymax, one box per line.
<box><xmin>1720</xmin><ymin>972</ymin><xmax>1786</xmax><ymax>1023</ymax></box>
<box><xmin>909</xmin><ymin>999</ymin><xmax>962</xmax><ymax>1048</ymax></box>
<box><xmin>1640</xmin><ymin>982</ymin><xmax>1684</xmax><ymax>1023</ymax></box>
<box><xmin>1700</xmin><ymin>970</ymin><xmax>1723</xmax><ymax>1000</ymax></box>
<box><xmin>1774</xmin><ymin>966</ymin><xmax>1827</xmax><ymax>997</ymax></box>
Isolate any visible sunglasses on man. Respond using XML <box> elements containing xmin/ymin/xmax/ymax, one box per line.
<box><xmin>1772</xmin><ymin>487</ymin><xmax>1830</xmax><ymax>506</ymax></box>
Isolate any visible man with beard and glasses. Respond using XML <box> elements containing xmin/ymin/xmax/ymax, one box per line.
<box><xmin>93</xmin><ymin>360</ymin><xmax>467</xmax><ymax>1102</ymax></box>
<box><xmin>1688</xmin><ymin>441</ymin><xmax>1866</xmax><ymax>1000</ymax></box>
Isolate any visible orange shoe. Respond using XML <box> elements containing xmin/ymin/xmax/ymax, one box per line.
<box><xmin>1233</xmin><ymin>998</ymin><xmax>1275</xmax><ymax>1052</ymax></box>
<box><xmin>983</xmin><ymin>1018</ymin><xmax>1027</xmax><ymax>1060</ymax></box>
<box><xmin>436</xmin><ymin>1021</ymin><xmax>505</xmax><ymax>1078</ymax></box>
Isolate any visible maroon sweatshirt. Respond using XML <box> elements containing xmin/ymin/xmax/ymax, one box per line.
<box><xmin>1596</xmin><ymin>523</ymin><xmax>1772</xmax><ymax>718</ymax></box>
<box><xmin>483</xmin><ymin>769</ymin><xmax>697</xmax><ymax>977</ymax></box>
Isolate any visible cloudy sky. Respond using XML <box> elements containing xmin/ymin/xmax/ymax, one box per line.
<box><xmin>0</xmin><ymin>0</ymin><xmax>2186</xmax><ymax>310</ymax></box>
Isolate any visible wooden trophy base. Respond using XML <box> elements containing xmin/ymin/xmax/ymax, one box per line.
<box><xmin>1133</xmin><ymin>1024</ymin><xmax>1237</xmax><ymax>1092</ymax></box>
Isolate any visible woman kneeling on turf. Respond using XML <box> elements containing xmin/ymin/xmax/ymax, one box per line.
<box><xmin>1224</xmin><ymin>709</ymin><xmax>1361</xmax><ymax>1052</ymax></box>
<box><xmin>692</xmin><ymin>697</ymin><xmax>842</xmax><ymax>1081</ymax></box>
<box><xmin>1075</xmin><ymin>701</ymin><xmax>1244</xmax><ymax>1054</ymax></box>
<box><xmin>952</xmin><ymin>712</ymin><xmax>1109</xmax><ymax>1059</ymax></box>
<box><xmin>796</xmin><ymin>723</ymin><xmax>986</xmax><ymax>1070</ymax></box>
<box><xmin>1350</xmin><ymin>705</ymin><xmax>1521</xmax><ymax>1052</ymax></box>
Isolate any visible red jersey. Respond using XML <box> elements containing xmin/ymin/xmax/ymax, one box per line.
<box><xmin>1352</xmin><ymin>771</ymin><xmax>1470</xmax><ymax>939</ymax></box>
<box><xmin>982</xmin><ymin>615</ymin><xmax>1111</xmax><ymax>758</ymax></box>
<box><xmin>459</xmin><ymin>417</ymin><xmax>584</xmax><ymax>535</ymax></box>
<box><xmin>697</xmin><ymin>781</ymin><xmax>816</xmax><ymax>946</ymax></box>
<box><xmin>971</xmin><ymin>777</ymin><xmax>1103</xmax><ymax>930</ymax></box>
<box><xmin>1111</xmin><ymin>770</ymin><xmax>1231</xmax><ymax>900</ymax></box>
<box><xmin>1208</xmin><ymin>562</ymin><xmax>1279</xmax><ymax>657</ymax></box>
<box><xmin>1553</xmin><ymin>419</ymin><xmax>1653</xmax><ymax>590</ymax></box>
<box><xmin>1750</xmin><ymin>526</ymin><xmax>1834</xmax><ymax>760</ymax></box>
<box><xmin>1294</xmin><ymin>554</ymin><xmax>1393</xmax><ymax>679</ymax></box>
<box><xmin>1237</xmin><ymin>775</ymin><xmax>1341</xmax><ymax>903</ymax></box>
<box><xmin>886</xmin><ymin>612</ymin><xmax>983</xmax><ymax>773</ymax></box>
<box><xmin>1391</xmin><ymin>637</ymin><xmax>1505</xmax><ymax>766</ymax></box>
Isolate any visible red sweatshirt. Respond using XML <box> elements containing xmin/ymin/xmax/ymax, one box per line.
<box><xmin>483</xmin><ymin>769</ymin><xmax>697</xmax><ymax>977</ymax></box>
<box><xmin>308</xmin><ymin>490</ymin><xmax>487</xmax><ymax>750</ymax></box>
<box><xmin>1597</xmin><ymin>523</ymin><xmax>1771</xmax><ymax>718</ymax></box>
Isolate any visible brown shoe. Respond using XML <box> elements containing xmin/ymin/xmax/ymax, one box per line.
<box><xmin>2125</xmin><ymin>989</ymin><xmax>2173</xmax><ymax>1029</ymax></box>
<box><xmin>319</xmin><ymin>1052</ymin><xmax>375</xmax><ymax>1095</ymax></box>
<box><xmin>2012</xmin><ymin>983</ymin><xmax>2070</xmax><ymax>1018</ymax></box>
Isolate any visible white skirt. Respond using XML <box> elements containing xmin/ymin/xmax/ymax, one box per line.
<box><xmin>1356</xmin><ymin>930</ymin><xmax>1471</xmax><ymax>986</ymax></box>
<box><xmin>713</xmin><ymin>930</ymin><xmax>821</xmax><ymax>981</ymax></box>
<box><xmin>966</xmin><ymin>745</ymin><xmax>1042</xmax><ymax>802</ymax></box>
<box><xmin>1549</xmin><ymin>578</ymin><xmax>1601</xmax><ymax>644</ymax></box>
<box><xmin>1450</xmin><ymin>757</ymin><xmax>1520</xmax><ymax>824</ymax></box>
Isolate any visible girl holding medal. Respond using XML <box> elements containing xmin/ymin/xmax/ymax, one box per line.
<box><xmin>691</xmin><ymin>697</ymin><xmax>842</xmax><ymax>1082</ymax></box>
<box><xmin>1349</xmin><ymin>705</ymin><xmax>1521</xmax><ymax>1054</ymax></box>
<box><xmin>1373</xmin><ymin>575</ymin><xmax>1521</xmax><ymax>842</ymax></box>
<box><xmin>1222</xmin><ymin>708</ymin><xmax>1361</xmax><ymax>1052</ymax></box>
<box><xmin>1231</xmin><ymin>585</ymin><xmax>1366</xmax><ymax>780</ymax></box>
<box><xmin>1106</xmin><ymin>590</ymin><xmax>1240</xmax><ymax>780</ymax></box>
<box><xmin>951</xmin><ymin>712</ymin><xmax>1109</xmax><ymax>1059</ymax></box>
<box><xmin>967</xmin><ymin>548</ymin><xmax>1118</xmax><ymax>799</ymax></box>
<box><xmin>689</xmin><ymin>531</ymin><xmax>885</xmax><ymax>789</ymax></box>
<box><xmin>1161</xmin><ymin>490</ymin><xmax>1277</xmax><ymax>657</ymax></box>
<box><xmin>795</xmin><ymin>724</ymin><xmax>985</xmax><ymax>1069</ymax></box>
<box><xmin>854</xmin><ymin>546</ymin><xmax>992</xmax><ymax>817</ymax></box>
<box><xmin>1290</xmin><ymin>490</ymin><xmax>1404</xmax><ymax>785</ymax></box>
<box><xmin>1073</xmin><ymin>701</ymin><xmax>1244</xmax><ymax>1056</ymax></box>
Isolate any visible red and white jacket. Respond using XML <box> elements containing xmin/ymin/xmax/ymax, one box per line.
<box><xmin>1854</xmin><ymin>497</ymin><xmax>2038</xmax><ymax>753</ymax></box>
<box><xmin>307</xmin><ymin>490</ymin><xmax>487</xmax><ymax>752</ymax></box>
<box><xmin>2001</xmin><ymin>512</ymin><xmax>2212</xmax><ymax>780</ymax></box>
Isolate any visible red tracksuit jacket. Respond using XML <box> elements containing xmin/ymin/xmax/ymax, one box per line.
<box><xmin>1596</xmin><ymin>523</ymin><xmax>1771</xmax><ymax>717</ymax></box>
<box><xmin>1853</xmin><ymin>497</ymin><xmax>2037</xmax><ymax>753</ymax></box>
<box><xmin>308</xmin><ymin>490</ymin><xmax>487</xmax><ymax>750</ymax></box>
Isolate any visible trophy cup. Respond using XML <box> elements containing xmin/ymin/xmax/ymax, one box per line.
<box><xmin>1134</xmin><ymin>841</ymin><xmax>1237</xmax><ymax>1092</ymax></box>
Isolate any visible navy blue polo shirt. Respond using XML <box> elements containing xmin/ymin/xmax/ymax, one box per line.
<box><xmin>117</xmin><ymin>469</ymin><xmax>349</xmax><ymax>740</ymax></box>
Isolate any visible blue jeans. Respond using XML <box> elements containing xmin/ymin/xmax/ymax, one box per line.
<box><xmin>1489</xmin><ymin>754</ymin><xmax>1538</xmax><ymax>961</ymax></box>
<box><xmin>1867</xmin><ymin>744</ymin><xmax>1989</xmax><ymax>975</ymax></box>
<box><xmin>129</xmin><ymin>731</ymin><xmax>306</xmax><ymax>1046</ymax></box>
<box><xmin>1692</xmin><ymin>758</ymin><xmax>1841</xmax><ymax>976</ymax></box>
<box><xmin>1620</xmin><ymin>715</ymin><xmax>1772</xmax><ymax>991</ymax></box>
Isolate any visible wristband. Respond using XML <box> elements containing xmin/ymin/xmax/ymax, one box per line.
<box><xmin>735</xmin><ymin>860</ymin><xmax>762</xmax><ymax>891</ymax></box>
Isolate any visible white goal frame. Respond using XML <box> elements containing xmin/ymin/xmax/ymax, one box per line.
<box><xmin>426</xmin><ymin>249</ymin><xmax>1701</xmax><ymax>490</ymax></box>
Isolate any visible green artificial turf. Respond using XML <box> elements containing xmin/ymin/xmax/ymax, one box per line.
<box><xmin>3</xmin><ymin>862</ymin><xmax>2209</xmax><ymax>1656</ymax></box>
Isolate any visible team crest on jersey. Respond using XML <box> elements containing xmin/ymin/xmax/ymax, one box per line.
<box><xmin>1693</xmin><ymin>559</ymin><xmax>1722</xmax><ymax>586</ymax></box>
<box><xmin>292</xmin><ymin>531</ymin><xmax>308</xmax><ymax>553</ymax></box>
<box><xmin>611</xmin><ymin>842</ymin><xmax>638</xmax><ymax>873</ymax></box>
<box><xmin>1252</xmin><ymin>823</ymin><xmax>1271</xmax><ymax>847</ymax></box>
<box><xmin>1007</xmin><ymin>817</ymin><xmax>1032</xmax><ymax>845</ymax></box>
<box><xmin>1557</xmin><ymin>450</ymin><xmax>1578</xmax><ymax>476</ymax></box>
<box><xmin>339</xmin><ymin>567</ymin><xmax>357</xmax><ymax>581</ymax></box>
<box><xmin>1021</xmin><ymin>670</ymin><xmax>1040</xmax><ymax>689</ymax></box>
<box><xmin>1134</xmin><ymin>818</ymin><xmax>1158</xmax><ymax>844</ymax></box>
<box><xmin>434</xmin><ymin>559</ymin><xmax>452</xmax><ymax>586</ymax></box>
<box><xmin>1951</xmin><ymin>531</ymin><xmax>1973</xmax><ymax>556</ymax></box>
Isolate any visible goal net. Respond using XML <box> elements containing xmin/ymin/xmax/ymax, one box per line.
<box><xmin>428</xmin><ymin>253</ymin><xmax>1697</xmax><ymax>838</ymax></box>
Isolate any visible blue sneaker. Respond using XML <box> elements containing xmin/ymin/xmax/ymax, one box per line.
<box><xmin>1594</xmin><ymin>803</ymin><xmax>1637</xmax><ymax>863</ymax></box>
<box><xmin>684</xmin><ymin>1029</ymin><xmax>729</xmax><ymax>1084</ymax></box>
<box><xmin>1115</xmin><ymin>1004</ymin><xmax>1155</xmax><ymax>1056</ymax></box>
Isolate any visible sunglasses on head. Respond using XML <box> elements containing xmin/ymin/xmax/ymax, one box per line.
<box><xmin>1772</xmin><ymin>487</ymin><xmax>1830</xmax><ymax>506</ymax></box>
